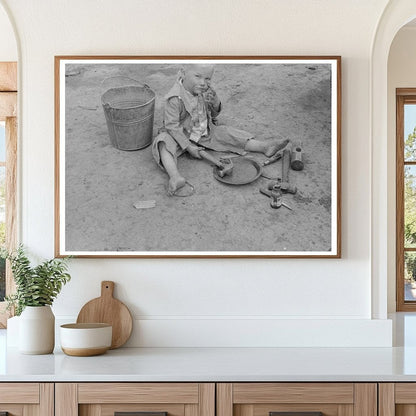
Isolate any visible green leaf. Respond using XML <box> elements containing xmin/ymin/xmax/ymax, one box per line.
<box><xmin>5</xmin><ymin>245</ymin><xmax>71</xmax><ymax>315</ymax></box>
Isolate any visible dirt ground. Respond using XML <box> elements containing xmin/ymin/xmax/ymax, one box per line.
<box><xmin>63</xmin><ymin>61</ymin><xmax>333</xmax><ymax>253</ymax></box>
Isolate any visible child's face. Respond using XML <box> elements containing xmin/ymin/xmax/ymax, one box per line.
<box><xmin>182</xmin><ymin>65</ymin><xmax>214</xmax><ymax>96</ymax></box>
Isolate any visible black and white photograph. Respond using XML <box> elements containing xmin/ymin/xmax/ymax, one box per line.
<box><xmin>55</xmin><ymin>57</ymin><xmax>341</xmax><ymax>257</ymax></box>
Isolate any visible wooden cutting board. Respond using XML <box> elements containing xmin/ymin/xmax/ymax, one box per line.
<box><xmin>76</xmin><ymin>281</ymin><xmax>133</xmax><ymax>349</ymax></box>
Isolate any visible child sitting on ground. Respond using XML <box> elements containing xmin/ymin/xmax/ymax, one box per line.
<box><xmin>152</xmin><ymin>64</ymin><xmax>289</xmax><ymax>195</ymax></box>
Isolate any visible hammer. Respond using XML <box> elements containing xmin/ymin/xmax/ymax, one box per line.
<box><xmin>290</xmin><ymin>140</ymin><xmax>304</xmax><ymax>171</ymax></box>
<box><xmin>281</xmin><ymin>143</ymin><xmax>297</xmax><ymax>194</ymax></box>
<box><xmin>199</xmin><ymin>150</ymin><xmax>233</xmax><ymax>178</ymax></box>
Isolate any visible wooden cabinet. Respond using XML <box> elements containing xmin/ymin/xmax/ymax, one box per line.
<box><xmin>0</xmin><ymin>381</ymin><xmax>408</xmax><ymax>416</ymax></box>
<box><xmin>0</xmin><ymin>383</ymin><xmax>53</xmax><ymax>415</ymax></box>
<box><xmin>217</xmin><ymin>383</ymin><xmax>377</xmax><ymax>416</ymax></box>
<box><xmin>379</xmin><ymin>383</ymin><xmax>416</xmax><ymax>416</ymax></box>
<box><xmin>55</xmin><ymin>383</ymin><xmax>215</xmax><ymax>416</ymax></box>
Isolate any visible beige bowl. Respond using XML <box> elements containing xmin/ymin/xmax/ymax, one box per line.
<box><xmin>60</xmin><ymin>323</ymin><xmax>112</xmax><ymax>356</ymax></box>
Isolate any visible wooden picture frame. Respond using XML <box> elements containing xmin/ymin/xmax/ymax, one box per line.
<box><xmin>396</xmin><ymin>88</ymin><xmax>416</xmax><ymax>310</ymax></box>
<box><xmin>0</xmin><ymin>61</ymin><xmax>17</xmax><ymax>326</ymax></box>
<box><xmin>55</xmin><ymin>56</ymin><xmax>341</xmax><ymax>258</ymax></box>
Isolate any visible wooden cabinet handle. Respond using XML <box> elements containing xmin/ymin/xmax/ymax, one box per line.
<box><xmin>270</xmin><ymin>413</ymin><xmax>323</xmax><ymax>416</ymax></box>
<box><xmin>115</xmin><ymin>412</ymin><xmax>168</xmax><ymax>416</ymax></box>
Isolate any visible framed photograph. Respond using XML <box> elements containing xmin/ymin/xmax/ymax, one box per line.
<box><xmin>55</xmin><ymin>56</ymin><xmax>341</xmax><ymax>258</ymax></box>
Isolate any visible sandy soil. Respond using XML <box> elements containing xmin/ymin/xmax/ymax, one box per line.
<box><xmin>63</xmin><ymin>62</ymin><xmax>333</xmax><ymax>253</ymax></box>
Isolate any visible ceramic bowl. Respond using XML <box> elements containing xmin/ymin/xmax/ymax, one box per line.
<box><xmin>60</xmin><ymin>323</ymin><xmax>112</xmax><ymax>356</ymax></box>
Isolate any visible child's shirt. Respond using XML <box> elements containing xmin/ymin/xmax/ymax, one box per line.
<box><xmin>162</xmin><ymin>80</ymin><xmax>220</xmax><ymax>150</ymax></box>
<box><xmin>188</xmin><ymin>93</ymin><xmax>208</xmax><ymax>144</ymax></box>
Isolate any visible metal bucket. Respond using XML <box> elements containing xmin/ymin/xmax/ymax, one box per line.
<box><xmin>101</xmin><ymin>76</ymin><xmax>155</xmax><ymax>151</ymax></box>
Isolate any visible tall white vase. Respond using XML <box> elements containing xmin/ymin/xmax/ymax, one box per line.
<box><xmin>19</xmin><ymin>306</ymin><xmax>55</xmax><ymax>354</ymax></box>
<box><xmin>6</xmin><ymin>315</ymin><xmax>20</xmax><ymax>347</ymax></box>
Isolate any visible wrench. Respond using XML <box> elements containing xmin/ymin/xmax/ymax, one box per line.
<box><xmin>259</xmin><ymin>187</ymin><xmax>292</xmax><ymax>210</ymax></box>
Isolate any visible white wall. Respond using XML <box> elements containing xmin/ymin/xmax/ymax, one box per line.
<box><xmin>0</xmin><ymin>0</ymin><xmax>393</xmax><ymax>347</ymax></box>
<box><xmin>387</xmin><ymin>26</ymin><xmax>416</xmax><ymax>312</ymax></box>
<box><xmin>0</xmin><ymin>3</ymin><xmax>16</xmax><ymax>61</ymax></box>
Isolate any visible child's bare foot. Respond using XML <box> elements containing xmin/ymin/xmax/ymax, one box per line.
<box><xmin>264</xmin><ymin>138</ymin><xmax>290</xmax><ymax>157</ymax></box>
<box><xmin>168</xmin><ymin>175</ymin><xmax>186</xmax><ymax>196</ymax></box>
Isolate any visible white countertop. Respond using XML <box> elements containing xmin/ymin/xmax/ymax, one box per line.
<box><xmin>2</xmin><ymin>313</ymin><xmax>416</xmax><ymax>382</ymax></box>
<box><xmin>2</xmin><ymin>345</ymin><xmax>416</xmax><ymax>382</ymax></box>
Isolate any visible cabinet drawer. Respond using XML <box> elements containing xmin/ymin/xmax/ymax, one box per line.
<box><xmin>379</xmin><ymin>383</ymin><xmax>416</xmax><ymax>415</ymax></box>
<box><xmin>217</xmin><ymin>383</ymin><xmax>376</xmax><ymax>416</ymax></box>
<box><xmin>0</xmin><ymin>383</ymin><xmax>53</xmax><ymax>415</ymax></box>
<box><xmin>0</xmin><ymin>383</ymin><xmax>39</xmax><ymax>403</ymax></box>
<box><xmin>78</xmin><ymin>383</ymin><xmax>200</xmax><ymax>404</ymax></box>
<box><xmin>56</xmin><ymin>383</ymin><xmax>215</xmax><ymax>416</ymax></box>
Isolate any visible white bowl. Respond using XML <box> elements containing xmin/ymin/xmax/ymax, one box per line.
<box><xmin>60</xmin><ymin>323</ymin><xmax>112</xmax><ymax>356</ymax></box>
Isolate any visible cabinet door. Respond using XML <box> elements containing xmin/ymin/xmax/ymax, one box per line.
<box><xmin>217</xmin><ymin>383</ymin><xmax>377</xmax><ymax>416</ymax></box>
<box><xmin>379</xmin><ymin>383</ymin><xmax>416</xmax><ymax>416</ymax></box>
<box><xmin>55</xmin><ymin>383</ymin><xmax>215</xmax><ymax>416</ymax></box>
<box><xmin>0</xmin><ymin>383</ymin><xmax>53</xmax><ymax>416</ymax></box>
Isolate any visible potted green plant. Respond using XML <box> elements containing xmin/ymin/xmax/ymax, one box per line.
<box><xmin>4</xmin><ymin>245</ymin><xmax>71</xmax><ymax>354</ymax></box>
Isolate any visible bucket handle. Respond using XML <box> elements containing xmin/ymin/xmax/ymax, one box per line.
<box><xmin>100</xmin><ymin>76</ymin><xmax>151</xmax><ymax>99</ymax></box>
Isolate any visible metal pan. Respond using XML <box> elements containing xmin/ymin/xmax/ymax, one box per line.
<box><xmin>213</xmin><ymin>157</ymin><xmax>263</xmax><ymax>185</ymax></box>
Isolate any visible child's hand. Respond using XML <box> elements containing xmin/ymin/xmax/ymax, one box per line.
<box><xmin>204</xmin><ymin>87</ymin><xmax>220</xmax><ymax>110</ymax></box>
<box><xmin>186</xmin><ymin>144</ymin><xmax>202</xmax><ymax>159</ymax></box>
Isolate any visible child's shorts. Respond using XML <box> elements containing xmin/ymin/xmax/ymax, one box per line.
<box><xmin>152</xmin><ymin>131</ymin><xmax>185</xmax><ymax>170</ymax></box>
<box><xmin>201</xmin><ymin>124</ymin><xmax>253</xmax><ymax>154</ymax></box>
<box><xmin>152</xmin><ymin>125</ymin><xmax>253</xmax><ymax>170</ymax></box>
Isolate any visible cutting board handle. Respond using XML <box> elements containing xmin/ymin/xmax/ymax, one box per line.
<box><xmin>101</xmin><ymin>281</ymin><xmax>115</xmax><ymax>298</ymax></box>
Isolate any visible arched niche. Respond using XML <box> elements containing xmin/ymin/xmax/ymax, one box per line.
<box><xmin>371</xmin><ymin>0</ymin><xmax>416</xmax><ymax>319</ymax></box>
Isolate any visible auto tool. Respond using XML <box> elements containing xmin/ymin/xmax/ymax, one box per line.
<box><xmin>199</xmin><ymin>150</ymin><xmax>233</xmax><ymax>177</ymax></box>
<box><xmin>262</xmin><ymin>141</ymin><xmax>291</xmax><ymax>166</ymax></box>
<box><xmin>290</xmin><ymin>140</ymin><xmax>304</xmax><ymax>171</ymax></box>
<box><xmin>262</xmin><ymin>148</ymin><xmax>283</xmax><ymax>166</ymax></box>
<box><xmin>267</xmin><ymin>180</ymin><xmax>282</xmax><ymax>192</ymax></box>
<box><xmin>259</xmin><ymin>185</ymin><xmax>292</xmax><ymax>210</ymax></box>
<box><xmin>281</xmin><ymin>143</ymin><xmax>297</xmax><ymax>194</ymax></box>
<box><xmin>213</xmin><ymin>157</ymin><xmax>262</xmax><ymax>185</ymax></box>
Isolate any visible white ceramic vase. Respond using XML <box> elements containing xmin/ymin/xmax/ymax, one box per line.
<box><xmin>19</xmin><ymin>305</ymin><xmax>55</xmax><ymax>354</ymax></box>
<box><xmin>6</xmin><ymin>315</ymin><xmax>20</xmax><ymax>347</ymax></box>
